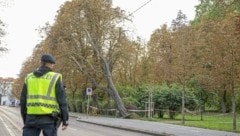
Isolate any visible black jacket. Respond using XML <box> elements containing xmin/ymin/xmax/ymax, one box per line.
<box><xmin>20</xmin><ymin>66</ymin><xmax>69</xmax><ymax>126</ymax></box>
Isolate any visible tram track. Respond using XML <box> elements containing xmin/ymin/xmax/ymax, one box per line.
<box><xmin>0</xmin><ymin>106</ymin><xmax>22</xmax><ymax>136</ymax></box>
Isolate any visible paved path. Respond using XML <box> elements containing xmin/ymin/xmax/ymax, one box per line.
<box><xmin>72</xmin><ymin>113</ymin><xmax>239</xmax><ymax>136</ymax></box>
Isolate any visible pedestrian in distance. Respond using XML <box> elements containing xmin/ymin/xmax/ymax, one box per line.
<box><xmin>20</xmin><ymin>53</ymin><xmax>69</xmax><ymax>136</ymax></box>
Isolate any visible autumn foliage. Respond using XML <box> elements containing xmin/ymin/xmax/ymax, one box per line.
<box><xmin>9</xmin><ymin>0</ymin><xmax>240</xmax><ymax>130</ymax></box>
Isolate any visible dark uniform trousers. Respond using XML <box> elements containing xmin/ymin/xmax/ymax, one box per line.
<box><xmin>22</xmin><ymin>115</ymin><xmax>57</xmax><ymax>136</ymax></box>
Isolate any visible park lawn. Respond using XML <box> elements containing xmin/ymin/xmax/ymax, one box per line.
<box><xmin>149</xmin><ymin>113</ymin><xmax>240</xmax><ymax>133</ymax></box>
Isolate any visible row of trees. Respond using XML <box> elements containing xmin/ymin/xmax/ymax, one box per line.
<box><xmin>11</xmin><ymin>0</ymin><xmax>240</xmax><ymax>130</ymax></box>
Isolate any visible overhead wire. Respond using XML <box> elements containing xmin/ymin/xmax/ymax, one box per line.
<box><xmin>128</xmin><ymin>0</ymin><xmax>153</xmax><ymax>17</ymax></box>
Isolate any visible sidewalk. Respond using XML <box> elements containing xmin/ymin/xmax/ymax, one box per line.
<box><xmin>71</xmin><ymin>113</ymin><xmax>239</xmax><ymax>136</ymax></box>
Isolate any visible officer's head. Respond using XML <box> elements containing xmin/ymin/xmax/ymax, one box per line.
<box><xmin>41</xmin><ymin>54</ymin><xmax>56</xmax><ymax>64</ymax></box>
<box><xmin>41</xmin><ymin>54</ymin><xmax>56</xmax><ymax>69</ymax></box>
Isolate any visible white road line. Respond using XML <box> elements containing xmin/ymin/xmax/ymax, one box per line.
<box><xmin>0</xmin><ymin>116</ymin><xmax>15</xmax><ymax>136</ymax></box>
<box><xmin>0</xmin><ymin>107</ymin><xmax>22</xmax><ymax>131</ymax></box>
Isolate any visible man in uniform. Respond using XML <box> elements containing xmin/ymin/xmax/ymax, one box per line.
<box><xmin>20</xmin><ymin>53</ymin><xmax>69</xmax><ymax>136</ymax></box>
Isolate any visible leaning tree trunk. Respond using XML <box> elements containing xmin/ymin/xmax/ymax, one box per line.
<box><xmin>101</xmin><ymin>57</ymin><xmax>128</xmax><ymax>117</ymax></box>
<box><xmin>106</xmin><ymin>76</ymin><xmax>128</xmax><ymax>117</ymax></box>
<box><xmin>85</xmin><ymin>30</ymin><xmax>128</xmax><ymax>117</ymax></box>
<box><xmin>70</xmin><ymin>54</ymin><xmax>128</xmax><ymax>117</ymax></box>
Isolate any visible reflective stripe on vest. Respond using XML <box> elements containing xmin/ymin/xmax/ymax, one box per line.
<box><xmin>26</xmin><ymin>72</ymin><xmax>61</xmax><ymax>114</ymax></box>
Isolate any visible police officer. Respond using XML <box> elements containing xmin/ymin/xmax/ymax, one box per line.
<box><xmin>20</xmin><ymin>53</ymin><xmax>69</xmax><ymax>136</ymax></box>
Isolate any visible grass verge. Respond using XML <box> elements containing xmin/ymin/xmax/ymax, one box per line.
<box><xmin>144</xmin><ymin>112</ymin><xmax>240</xmax><ymax>133</ymax></box>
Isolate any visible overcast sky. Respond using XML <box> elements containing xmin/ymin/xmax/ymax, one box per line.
<box><xmin>0</xmin><ymin>0</ymin><xmax>199</xmax><ymax>78</ymax></box>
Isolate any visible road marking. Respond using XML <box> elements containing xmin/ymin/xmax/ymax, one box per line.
<box><xmin>0</xmin><ymin>116</ymin><xmax>15</xmax><ymax>136</ymax></box>
<box><xmin>0</xmin><ymin>107</ymin><xmax>22</xmax><ymax>131</ymax></box>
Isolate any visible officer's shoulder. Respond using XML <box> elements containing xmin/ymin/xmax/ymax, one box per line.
<box><xmin>48</xmin><ymin>71</ymin><xmax>61</xmax><ymax>75</ymax></box>
<box><xmin>50</xmin><ymin>72</ymin><xmax>62</xmax><ymax>80</ymax></box>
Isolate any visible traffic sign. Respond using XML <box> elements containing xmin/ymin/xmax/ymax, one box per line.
<box><xmin>86</xmin><ymin>88</ymin><xmax>92</xmax><ymax>95</ymax></box>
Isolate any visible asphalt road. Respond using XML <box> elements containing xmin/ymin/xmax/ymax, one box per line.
<box><xmin>0</xmin><ymin>106</ymin><xmax>153</xmax><ymax>136</ymax></box>
<box><xmin>1</xmin><ymin>106</ymin><xmax>239</xmax><ymax>136</ymax></box>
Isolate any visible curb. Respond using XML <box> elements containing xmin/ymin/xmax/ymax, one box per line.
<box><xmin>76</xmin><ymin>117</ymin><xmax>173</xmax><ymax>136</ymax></box>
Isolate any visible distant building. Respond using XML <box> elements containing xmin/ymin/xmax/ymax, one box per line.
<box><xmin>0</xmin><ymin>94</ymin><xmax>10</xmax><ymax>105</ymax></box>
<box><xmin>0</xmin><ymin>77</ymin><xmax>18</xmax><ymax>106</ymax></box>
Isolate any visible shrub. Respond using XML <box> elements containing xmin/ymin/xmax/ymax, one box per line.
<box><xmin>154</xmin><ymin>83</ymin><xmax>199</xmax><ymax>119</ymax></box>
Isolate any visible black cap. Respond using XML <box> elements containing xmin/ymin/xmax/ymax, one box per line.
<box><xmin>41</xmin><ymin>54</ymin><xmax>56</xmax><ymax>64</ymax></box>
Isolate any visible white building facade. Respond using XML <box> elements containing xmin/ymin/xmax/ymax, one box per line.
<box><xmin>0</xmin><ymin>78</ymin><xmax>18</xmax><ymax>106</ymax></box>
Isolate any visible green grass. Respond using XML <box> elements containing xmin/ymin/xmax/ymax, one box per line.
<box><xmin>144</xmin><ymin>113</ymin><xmax>240</xmax><ymax>133</ymax></box>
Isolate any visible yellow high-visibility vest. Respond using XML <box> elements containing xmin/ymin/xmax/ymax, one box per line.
<box><xmin>25</xmin><ymin>72</ymin><xmax>61</xmax><ymax>114</ymax></box>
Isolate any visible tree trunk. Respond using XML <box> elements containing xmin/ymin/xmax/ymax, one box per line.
<box><xmin>231</xmin><ymin>94</ymin><xmax>236</xmax><ymax>130</ymax></box>
<box><xmin>104</xmin><ymin>57</ymin><xmax>128</xmax><ymax>117</ymax></box>
<box><xmin>231</xmin><ymin>85</ymin><xmax>236</xmax><ymax>130</ymax></box>
<box><xmin>220</xmin><ymin>90</ymin><xmax>227</xmax><ymax>113</ymax></box>
<box><xmin>107</xmin><ymin>79</ymin><xmax>128</xmax><ymax>117</ymax></box>
<box><xmin>181</xmin><ymin>84</ymin><xmax>186</xmax><ymax>125</ymax></box>
<box><xmin>84</xmin><ymin>30</ymin><xmax>128</xmax><ymax>117</ymax></box>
